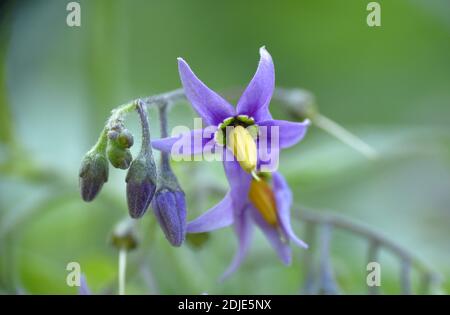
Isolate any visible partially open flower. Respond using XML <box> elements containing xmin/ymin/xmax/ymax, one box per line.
<box><xmin>79</xmin><ymin>151</ymin><xmax>109</xmax><ymax>202</ymax></box>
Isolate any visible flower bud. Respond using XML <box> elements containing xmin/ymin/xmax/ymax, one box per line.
<box><xmin>126</xmin><ymin>152</ymin><xmax>157</xmax><ymax>218</ymax></box>
<box><xmin>117</xmin><ymin>129</ymin><xmax>134</xmax><ymax>149</ymax></box>
<box><xmin>108</xmin><ymin>128</ymin><xmax>134</xmax><ymax>149</ymax></box>
<box><xmin>152</xmin><ymin>188</ymin><xmax>187</xmax><ymax>247</ymax></box>
<box><xmin>79</xmin><ymin>151</ymin><xmax>109</xmax><ymax>202</ymax></box>
<box><xmin>110</xmin><ymin>218</ymin><xmax>138</xmax><ymax>251</ymax></box>
<box><xmin>107</xmin><ymin>142</ymin><xmax>132</xmax><ymax>169</ymax></box>
<box><xmin>186</xmin><ymin>232</ymin><xmax>210</xmax><ymax>249</ymax></box>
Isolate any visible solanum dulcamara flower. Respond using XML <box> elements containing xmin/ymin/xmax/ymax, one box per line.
<box><xmin>152</xmin><ymin>47</ymin><xmax>309</xmax><ymax>279</ymax></box>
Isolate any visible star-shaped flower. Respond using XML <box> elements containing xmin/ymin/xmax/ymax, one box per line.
<box><xmin>152</xmin><ymin>47</ymin><xmax>309</xmax><ymax>279</ymax></box>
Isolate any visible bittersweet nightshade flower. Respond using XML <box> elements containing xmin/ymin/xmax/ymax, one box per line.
<box><xmin>188</xmin><ymin>165</ymin><xmax>307</xmax><ymax>280</ymax></box>
<box><xmin>152</xmin><ymin>46</ymin><xmax>310</xmax><ymax>175</ymax></box>
<box><xmin>79</xmin><ymin>150</ymin><xmax>109</xmax><ymax>202</ymax></box>
<box><xmin>152</xmin><ymin>46</ymin><xmax>309</xmax><ymax>278</ymax></box>
<box><xmin>126</xmin><ymin>103</ymin><xmax>157</xmax><ymax>218</ymax></box>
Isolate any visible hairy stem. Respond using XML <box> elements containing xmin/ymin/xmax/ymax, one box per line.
<box><xmin>136</xmin><ymin>100</ymin><xmax>152</xmax><ymax>155</ymax></box>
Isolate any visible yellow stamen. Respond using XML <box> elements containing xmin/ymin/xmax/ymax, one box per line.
<box><xmin>248</xmin><ymin>178</ymin><xmax>278</xmax><ymax>226</ymax></box>
<box><xmin>227</xmin><ymin>125</ymin><xmax>257</xmax><ymax>173</ymax></box>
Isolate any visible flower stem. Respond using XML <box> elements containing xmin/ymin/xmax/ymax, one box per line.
<box><xmin>136</xmin><ymin>100</ymin><xmax>152</xmax><ymax>155</ymax></box>
<box><xmin>118</xmin><ymin>249</ymin><xmax>127</xmax><ymax>295</ymax></box>
<box><xmin>158</xmin><ymin>103</ymin><xmax>171</xmax><ymax>172</ymax></box>
<box><xmin>312</xmin><ymin>114</ymin><xmax>378</xmax><ymax>160</ymax></box>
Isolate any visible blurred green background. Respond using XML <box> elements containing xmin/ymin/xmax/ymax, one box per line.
<box><xmin>0</xmin><ymin>0</ymin><xmax>449</xmax><ymax>294</ymax></box>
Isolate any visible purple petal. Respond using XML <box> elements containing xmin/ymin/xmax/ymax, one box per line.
<box><xmin>258</xmin><ymin>119</ymin><xmax>310</xmax><ymax>149</ymax></box>
<box><xmin>272</xmin><ymin>172</ymin><xmax>308</xmax><ymax>249</ymax></box>
<box><xmin>187</xmin><ymin>191</ymin><xmax>234</xmax><ymax>233</ymax></box>
<box><xmin>236</xmin><ymin>47</ymin><xmax>275</xmax><ymax>122</ymax></box>
<box><xmin>220</xmin><ymin>208</ymin><xmax>252</xmax><ymax>281</ymax></box>
<box><xmin>178</xmin><ymin>58</ymin><xmax>235</xmax><ymax>125</ymax></box>
<box><xmin>249</xmin><ymin>206</ymin><xmax>292</xmax><ymax>265</ymax></box>
<box><xmin>223</xmin><ymin>159</ymin><xmax>252</xmax><ymax>212</ymax></box>
<box><xmin>152</xmin><ymin>128</ymin><xmax>216</xmax><ymax>156</ymax></box>
<box><xmin>256</xmin><ymin>135</ymin><xmax>280</xmax><ymax>173</ymax></box>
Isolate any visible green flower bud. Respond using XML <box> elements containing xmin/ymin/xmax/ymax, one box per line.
<box><xmin>186</xmin><ymin>232</ymin><xmax>210</xmax><ymax>249</ymax></box>
<box><xmin>110</xmin><ymin>218</ymin><xmax>138</xmax><ymax>251</ymax></box>
<box><xmin>79</xmin><ymin>151</ymin><xmax>109</xmax><ymax>202</ymax></box>
<box><xmin>117</xmin><ymin>129</ymin><xmax>134</xmax><ymax>149</ymax></box>
<box><xmin>108</xmin><ymin>129</ymin><xmax>134</xmax><ymax>149</ymax></box>
<box><xmin>107</xmin><ymin>142</ymin><xmax>132</xmax><ymax>169</ymax></box>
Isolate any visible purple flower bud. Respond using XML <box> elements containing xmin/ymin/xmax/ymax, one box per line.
<box><xmin>126</xmin><ymin>153</ymin><xmax>157</xmax><ymax>218</ymax></box>
<box><xmin>79</xmin><ymin>152</ymin><xmax>109</xmax><ymax>202</ymax></box>
<box><xmin>152</xmin><ymin>189</ymin><xmax>187</xmax><ymax>247</ymax></box>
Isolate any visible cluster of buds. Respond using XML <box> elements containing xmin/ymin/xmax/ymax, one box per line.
<box><xmin>79</xmin><ymin>100</ymin><xmax>187</xmax><ymax>247</ymax></box>
<box><xmin>107</xmin><ymin>124</ymin><xmax>134</xmax><ymax>169</ymax></box>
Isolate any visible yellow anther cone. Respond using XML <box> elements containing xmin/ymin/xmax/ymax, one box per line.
<box><xmin>248</xmin><ymin>178</ymin><xmax>278</xmax><ymax>226</ymax></box>
<box><xmin>227</xmin><ymin>125</ymin><xmax>257</xmax><ymax>173</ymax></box>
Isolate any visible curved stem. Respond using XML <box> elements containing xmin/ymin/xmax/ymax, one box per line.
<box><xmin>295</xmin><ymin>207</ymin><xmax>439</xmax><ymax>284</ymax></box>
<box><xmin>136</xmin><ymin>101</ymin><xmax>152</xmax><ymax>155</ymax></box>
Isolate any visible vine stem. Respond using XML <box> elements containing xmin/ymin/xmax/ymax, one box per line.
<box><xmin>295</xmin><ymin>207</ymin><xmax>436</xmax><ymax>277</ymax></box>
<box><xmin>118</xmin><ymin>249</ymin><xmax>127</xmax><ymax>295</ymax></box>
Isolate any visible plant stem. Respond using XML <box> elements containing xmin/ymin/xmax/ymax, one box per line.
<box><xmin>158</xmin><ymin>103</ymin><xmax>171</xmax><ymax>173</ymax></box>
<box><xmin>295</xmin><ymin>207</ymin><xmax>437</xmax><ymax>278</ymax></box>
<box><xmin>136</xmin><ymin>101</ymin><xmax>152</xmax><ymax>155</ymax></box>
<box><xmin>118</xmin><ymin>249</ymin><xmax>127</xmax><ymax>295</ymax></box>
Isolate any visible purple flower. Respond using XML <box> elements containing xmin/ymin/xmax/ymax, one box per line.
<box><xmin>152</xmin><ymin>46</ymin><xmax>309</xmax><ymax>174</ymax></box>
<box><xmin>152</xmin><ymin>47</ymin><xmax>309</xmax><ymax>278</ymax></box>
<box><xmin>187</xmin><ymin>163</ymin><xmax>307</xmax><ymax>280</ymax></box>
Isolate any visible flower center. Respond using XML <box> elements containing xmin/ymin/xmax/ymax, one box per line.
<box><xmin>215</xmin><ymin>115</ymin><xmax>259</xmax><ymax>174</ymax></box>
<box><xmin>248</xmin><ymin>175</ymin><xmax>278</xmax><ymax>226</ymax></box>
